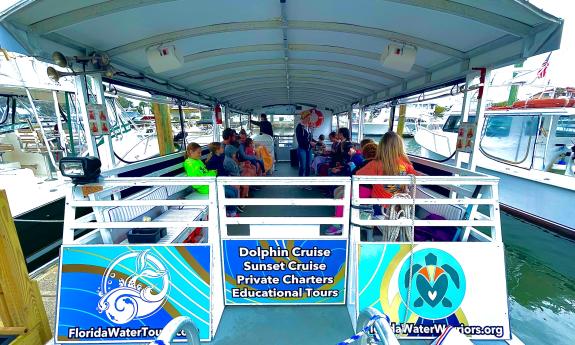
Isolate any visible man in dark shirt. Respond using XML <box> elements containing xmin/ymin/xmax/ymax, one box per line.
<box><xmin>250</xmin><ymin>113</ymin><xmax>274</xmax><ymax>137</ymax></box>
<box><xmin>295</xmin><ymin>117</ymin><xmax>312</xmax><ymax>177</ymax></box>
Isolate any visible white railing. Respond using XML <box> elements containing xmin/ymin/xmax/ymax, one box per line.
<box><xmin>62</xmin><ymin>177</ymin><xmax>218</xmax><ymax>245</ymax></box>
<box><xmin>350</xmin><ymin>166</ymin><xmax>501</xmax><ymax>243</ymax></box>
<box><xmin>216</xmin><ymin>176</ymin><xmax>351</xmax><ymax>239</ymax></box>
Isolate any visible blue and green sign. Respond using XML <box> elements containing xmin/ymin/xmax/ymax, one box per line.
<box><xmin>223</xmin><ymin>239</ymin><xmax>347</xmax><ymax>304</ymax></box>
<box><xmin>357</xmin><ymin>243</ymin><xmax>510</xmax><ymax>340</ymax></box>
<box><xmin>56</xmin><ymin>245</ymin><xmax>211</xmax><ymax>342</ymax></box>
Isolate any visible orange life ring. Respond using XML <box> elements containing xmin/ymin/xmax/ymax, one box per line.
<box><xmin>300</xmin><ymin>109</ymin><xmax>324</xmax><ymax>128</ymax></box>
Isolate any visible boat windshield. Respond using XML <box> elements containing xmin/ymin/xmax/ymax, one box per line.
<box><xmin>479</xmin><ymin>115</ymin><xmax>539</xmax><ymax>168</ymax></box>
<box><xmin>557</xmin><ymin>115</ymin><xmax>575</xmax><ymax>137</ymax></box>
<box><xmin>442</xmin><ymin>115</ymin><xmax>476</xmax><ymax>133</ymax></box>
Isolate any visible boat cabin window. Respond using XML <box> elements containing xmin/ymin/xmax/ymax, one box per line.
<box><xmin>270</xmin><ymin>114</ymin><xmax>295</xmax><ymax>161</ymax></box>
<box><xmin>479</xmin><ymin>115</ymin><xmax>539</xmax><ymax>167</ymax></box>
<box><xmin>556</xmin><ymin>115</ymin><xmax>575</xmax><ymax>138</ymax></box>
<box><xmin>442</xmin><ymin>115</ymin><xmax>476</xmax><ymax>133</ymax></box>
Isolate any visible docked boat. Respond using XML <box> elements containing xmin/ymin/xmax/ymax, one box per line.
<box><xmin>0</xmin><ymin>0</ymin><xmax>566</xmax><ymax>344</ymax></box>
<box><xmin>415</xmin><ymin>93</ymin><xmax>575</xmax><ymax>235</ymax></box>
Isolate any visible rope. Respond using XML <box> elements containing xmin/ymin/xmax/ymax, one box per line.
<box><xmin>404</xmin><ymin>174</ymin><xmax>417</xmax><ymax>326</ymax></box>
<box><xmin>385</xmin><ymin>175</ymin><xmax>417</xmax><ymax>326</ymax></box>
<box><xmin>337</xmin><ymin>314</ymin><xmax>386</xmax><ymax>345</ymax></box>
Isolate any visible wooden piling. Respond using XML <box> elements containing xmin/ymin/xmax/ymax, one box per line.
<box><xmin>0</xmin><ymin>190</ymin><xmax>52</xmax><ymax>344</ymax></box>
<box><xmin>152</xmin><ymin>102</ymin><xmax>176</xmax><ymax>156</ymax></box>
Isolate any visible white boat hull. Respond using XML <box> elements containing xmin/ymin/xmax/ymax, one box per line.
<box><xmin>415</xmin><ymin>127</ymin><xmax>575</xmax><ymax>235</ymax></box>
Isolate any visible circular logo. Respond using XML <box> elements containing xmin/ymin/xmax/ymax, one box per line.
<box><xmin>97</xmin><ymin>250</ymin><xmax>170</xmax><ymax>324</ymax></box>
<box><xmin>398</xmin><ymin>249</ymin><xmax>466</xmax><ymax>320</ymax></box>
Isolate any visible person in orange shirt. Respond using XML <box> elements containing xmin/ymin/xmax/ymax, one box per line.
<box><xmin>356</xmin><ymin>131</ymin><xmax>416</xmax><ymax>199</ymax></box>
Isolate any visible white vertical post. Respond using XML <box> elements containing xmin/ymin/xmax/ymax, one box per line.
<box><xmin>348</xmin><ymin>105</ymin><xmax>353</xmax><ymax>141</ymax></box>
<box><xmin>74</xmin><ymin>75</ymin><xmax>98</xmax><ymax>157</ymax></box>
<box><xmin>357</xmin><ymin>105</ymin><xmax>365</xmax><ymax>142</ymax></box>
<box><xmin>224</xmin><ymin>104</ymin><xmax>230</xmax><ymax>129</ymax></box>
<box><xmin>468</xmin><ymin>68</ymin><xmax>491</xmax><ymax>171</ymax></box>
<box><xmin>454</xmin><ymin>74</ymin><xmax>475</xmax><ymax>169</ymax></box>
<box><xmin>93</xmin><ymin>74</ymin><xmax>115</xmax><ymax>169</ymax></box>
<box><xmin>52</xmin><ymin>91</ymin><xmax>68</xmax><ymax>157</ymax></box>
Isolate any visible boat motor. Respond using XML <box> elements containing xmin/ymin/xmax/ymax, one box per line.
<box><xmin>59</xmin><ymin>156</ymin><xmax>101</xmax><ymax>185</ymax></box>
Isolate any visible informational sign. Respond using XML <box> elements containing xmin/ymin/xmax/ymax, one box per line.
<box><xmin>86</xmin><ymin>103</ymin><xmax>111</xmax><ymax>135</ymax></box>
<box><xmin>56</xmin><ymin>245</ymin><xmax>212</xmax><ymax>342</ymax></box>
<box><xmin>456</xmin><ymin>122</ymin><xmax>476</xmax><ymax>153</ymax></box>
<box><xmin>223</xmin><ymin>239</ymin><xmax>347</xmax><ymax>304</ymax></box>
<box><xmin>357</xmin><ymin>243</ymin><xmax>510</xmax><ymax>340</ymax></box>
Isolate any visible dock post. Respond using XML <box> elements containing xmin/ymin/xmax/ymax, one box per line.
<box><xmin>0</xmin><ymin>190</ymin><xmax>52</xmax><ymax>344</ymax></box>
<box><xmin>396</xmin><ymin>104</ymin><xmax>407</xmax><ymax>137</ymax></box>
<box><xmin>152</xmin><ymin>102</ymin><xmax>176</xmax><ymax>155</ymax></box>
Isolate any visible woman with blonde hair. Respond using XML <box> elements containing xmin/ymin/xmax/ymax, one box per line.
<box><xmin>356</xmin><ymin>131</ymin><xmax>416</xmax><ymax>199</ymax></box>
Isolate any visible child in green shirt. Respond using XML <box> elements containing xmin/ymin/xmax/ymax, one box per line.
<box><xmin>184</xmin><ymin>142</ymin><xmax>216</xmax><ymax>194</ymax></box>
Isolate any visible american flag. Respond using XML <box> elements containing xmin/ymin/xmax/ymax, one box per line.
<box><xmin>537</xmin><ymin>53</ymin><xmax>551</xmax><ymax>79</ymax></box>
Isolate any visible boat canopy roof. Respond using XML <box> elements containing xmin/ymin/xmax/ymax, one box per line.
<box><xmin>0</xmin><ymin>0</ymin><xmax>564</xmax><ymax>113</ymax></box>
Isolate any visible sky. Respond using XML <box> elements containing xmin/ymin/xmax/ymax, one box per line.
<box><xmin>484</xmin><ymin>0</ymin><xmax>574</xmax><ymax>101</ymax></box>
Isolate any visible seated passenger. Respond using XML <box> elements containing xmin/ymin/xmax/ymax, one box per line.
<box><xmin>311</xmin><ymin>134</ymin><xmax>330</xmax><ymax>174</ymax></box>
<box><xmin>312</xmin><ymin>134</ymin><xmax>326</xmax><ymax>156</ymax></box>
<box><xmin>352</xmin><ymin>142</ymin><xmax>377</xmax><ymax>174</ymax></box>
<box><xmin>356</xmin><ymin>131</ymin><xmax>416</xmax><ymax>199</ymax></box>
<box><xmin>205</xmin><ymin>142</ymin><xmax>227</xmax><ymax>176</ymax></box>
<box><xmin>330</xmin><ymin>127</ymin><xmax>354</xmax><ymax>176</ymax></box>
<box><xmin>328</xmin><ymin>142</ymin><xmax>379</xmax><ymax>235</ymax></box>
<box><xmin>238</xmin><ymin>131</ymin><xmax>264</xmax><ymax>175</ymax></box>
<box><xmin>185</xmin><ymin>142</ymin><xmax>239</xmax><ymax>215</ymax></box>
<box><xmin>328</xmin><ymin>131</ymin><xmax>340</xmax><ymax>153</ymax></box>
<box><xmin>184</xmin><ymin>142</ymin><xmax>216</xmax><ymax>194</ymax></box>
<box><xmin>222</xmin><ymin>128</ymin><xmax>238</xmax><ymax>147</ymax></box>
<box><xmin>256</xmin><ymin>143</ymin><xmax>274</xmax><ymax>174</ymax></box>
<box><xmin>245</xmin><ymin>137</ymin><xmax>256</xmax><ymax>156</ymax></box>
<box><xmin>316</xmin><ymin>131</ymin><xmax>340</xmax><ymax>176</ymax></box>
<box><xmin>224</xmin><ymin>144</ymin><xmax>250</xmax><ymax>198</ymax></box>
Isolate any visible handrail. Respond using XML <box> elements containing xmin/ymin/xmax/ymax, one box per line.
<box><xmin>149</xmin><ymin>316</ymin><xmax>201</xmax><ymax>345</ymax></box>
<box><xmin>62</xmin><ymin>177</ymin><xmax>217</xmax><ymax>244</ymax></box>
<box><xmin>350</xmin><ymin>174</ymin><xmax>502</xmax><ymax>242</ymax></box>
<box><xmin>216</xmin><ymin>176</ymin><xmax>351</xmax><ymax>238</ymax></box>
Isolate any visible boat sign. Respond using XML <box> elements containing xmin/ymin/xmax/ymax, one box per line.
<box><xmin>356</xmin><ymin>242</ymin><xmax>510</xmax><ymax>340</ymax></box>
<box><xmin>55</xmin><ymin>245</ymin><xmax>212</xmax><ymax>342</ymax></box>
<box><xmin>223</xmin><ymin>239</ymin><xmax>347</xmax><ymax>304</ymax></box>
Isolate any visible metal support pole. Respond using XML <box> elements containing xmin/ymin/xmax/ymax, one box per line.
<box><xmin>357</xmin><ymin>105</ymin><xmax>365</xmax><ymax>142</ymax></box>
<box><xmin>178</xmin><ymin>102</ymin><xmax>186</xmax><ymax>149</ymax></box>
<box><xmin>74</xmin><ymin>75</ymin><xmax>98</xmax><ymax>157</ymax></box>
<box><xmin>224</xmin><ymin>104</ymin><xmax>230</xmax><ymax>129</ymax></box>
<box><xmin>348</xmin><ymin>105</ymin><xmax>353</xmax><ymax>141</ymax></box>
<box><xmin>454</xmin><ymin>74</ymin><xmax>474</xmax><ymax>170</ymax></box>
<box><xmin>52</xmin><ymin>91</ymin><xmax>67</xmax><ymax>157</ymax></box>
<box><xmin>388</xmin><ymin>105</ymin><xmax>396</xmax><ymax>132</ymax></box>
<box><xmin>212</xmin><ymin>104</ymin><xmax>220</xmax><ymax>142</ymax></box>
<box><xmin>25</xmin><ymin>88</ymin><xmax>58</xmax><ymax>176</ymax></box>
<box><xmin>93</xmin><ymin>74</ymin><xmax>115</xmax><ymax>169</ymax></box>
<box><xmin>64</xmin><ymin>92</ymin><xmax>76</xmax><ymax>156</ymax></box>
